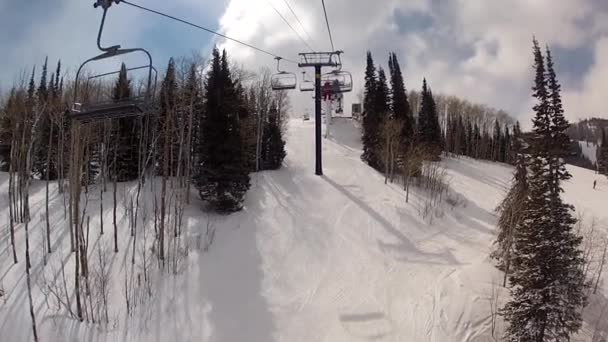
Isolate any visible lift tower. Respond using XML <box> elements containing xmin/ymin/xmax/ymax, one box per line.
<box><xmin>298</xmin><ymin>51</ymin><xmax>341</xmax><ymax>175</ymax></box>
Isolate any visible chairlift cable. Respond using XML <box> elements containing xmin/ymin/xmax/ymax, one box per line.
<box><xmin>120</xmin><ymin>0</ymin><xmax>298</xmax><ymax>64</ymax></box>
<box><xmin>280</xmin><ymin>0</ymin><xmax>317</xmax><ymax>50</ymax></box>
<box><xmin>265</xmin><ymin>0</ymin><xmax>315</xmax><ymax>52</ymax></box>
<box><xmin>321</xmin><ymin>0</ymin><xmax>335</xmax><ymax>51</ymax></box>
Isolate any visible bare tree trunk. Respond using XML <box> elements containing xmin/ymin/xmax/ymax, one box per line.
<box><xmin>25</xmin><ymin>218</ymin><xmax>38</xmax><ymax>341</ymax></box>
<box><xmin>100</xmin><ymin>122</ymin><xmax>109</xmax><ymax>235</ymax></box>
<box><xmin>113</xmin><ymin>133</ymin><xmax>118</xmax><ymax>253</ymax></box>
<box><xmin>70</xmin><ymin>122</ymin><xmax>84</xmax><ymax>321</ymax></box>
<box><xmin>8</xmin><ymin>131</ymin><xmax>18</xmax><ymax>264</ymax></box>
<box><xmin>23</xmin><ymin>112</ymin><xmax>40</xmax><ymax>341</ymax></box>
<box><xmin>45</xmin><ymin>122</ymin><xmax>54</xmax><ymax>253</ymax></box>
<box><xmin>159</xmin><ymin>110</ymin><xmax>172</xmax><ymax>264</ymax></box>
<box><xmin>185</xmin><ymin>98</ymin><xmax>194</xmax><ymax>204</ymax></box>
<box><xmin>593</xmin><ymin>237</ymin><xmax>608</xmax><ymax>294</ymax></box>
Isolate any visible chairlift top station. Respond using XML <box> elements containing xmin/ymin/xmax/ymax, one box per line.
<box><xmin>72</xmin><ymin>0</ymin><xmax>351</xmax><ymax>175</ymax></box>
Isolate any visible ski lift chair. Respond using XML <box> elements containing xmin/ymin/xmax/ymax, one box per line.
<box><xmin>322</xmin><ymin>69</ymin><xmax>353</xmax><ymax>93</ymax></box>
<box><xmin>71</xmin><ymin>0</ymin><xmax>157</xmax><ymax>122</ymax></box>
<box><xmin>271</xmin><ymin>57</ymin><xmax>297</xmax><ymax>90</ymax></box>
<box><xmin>299</xmin><ymin>71</ymin><xmax>314</xmax><ymax>92</ymax></box>
<box><xmin>320</xmin><ymin>51</ymin><xmax>352</xmax><ymax>93</ymax></box>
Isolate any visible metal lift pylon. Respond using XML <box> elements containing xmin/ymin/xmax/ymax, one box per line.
<box><xmin>298</xmin><ymin>51</ymin><xmax>342</xmax><ymax>176</ymax></box>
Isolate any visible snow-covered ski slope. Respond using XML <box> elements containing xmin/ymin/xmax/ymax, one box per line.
<box><xmin>1</xmin><ymin>118</ymin><xmax>607</xmax><ymax>341</ymax></box>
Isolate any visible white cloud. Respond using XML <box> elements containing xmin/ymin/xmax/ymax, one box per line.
<box><xmin>563</xmin><ymin>37</ymin><xmax>608</xmax><ymax>120</ymax></box>
<box><xmin>3</xmin><ymin>0</ymin><xmax>607</xmax><ymax>124</ymax></box>
<box><xmin>214</xmin><ymin>0</ymin><xmax>608</xmax><ymax>123</ymax></box>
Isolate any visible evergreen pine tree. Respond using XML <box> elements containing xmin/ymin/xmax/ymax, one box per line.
<box><xmin>598</xmin><ymin>128</ymin><xmax>608</xmax><ymax>176</ymax></box>
<box><xmin>110</xmin><ymin>63</ymin><xmax>140</xmax><ymax>182</ymax></box>
<box><xmin>0</xmin><ymin>89</ymin><xmax>17</xmax><ymax>171</ymax></box>
<box><xmin>361</xmin><ymin>51</ymin><xmax>382</xmax><ymax>169</ymax></box>
<box><xmin>503</xmin><ymin>39</ymin><xmax>586</xmax><ymax>341</ymax></box>
<box><xmin>32</xmin><ymin>57</ymin><xmax>57</xmax><ymax>179</ymax></box>
<box><xmin>157</xmin><ymin>58</ymin><xmax>179</xmax><ymax>176</ymax></box>
<box><xmin>416</xmin><ymin>78</ymin><xmax>442</xmax><ymax>159</ymax></box>
<box><xmin>388</xmin><ymin>53</ymin><xmax>414</xmax><ymax>147</ymax></box>
<box><xmin>54</xmin><ymin>61</ymin><xmax>61</xmax><ymax>97</ymax></box>
<box><xmin>492</xmin><ymin>120</ymin><xmax>502</xmax><ymax>162</ymax></box>
<box><xmin>260</xmin><ymin>101</ymin><xmax>286</xmax><ymax>170</ymax></box>
<box><xmin>375</xmin><ymin>67</ymin><xmax>390</xmax><ymax>117</ymax></box>
<box><xmin>37</xmin><ymin>57</ymin><xmax>49</xmax><ymax>103</ymax></box>
<box><xmin>473</xmin><ymin>122</ymin><xmax>481</xmax><ymax>158</ymax></box>
<box><xmin>546</xmin><ymin>47</ymin><xmax>572</xmax><ymax>191</ymax></box>
<box><xmin>492</xmin><ymin>121</ymin><xmax>527</xmax><ymax>277</ymax></box>
<box><xmin>193</xmin><ymin>48</ymin><xmax>250</xmax><ymax>212</ymax></box>
<box><xmin>503</xmin><ymin>126</ymin><xmax>511</xmax><ymax>163</ymax></box>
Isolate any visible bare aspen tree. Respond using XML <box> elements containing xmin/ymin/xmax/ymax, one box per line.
<box><xmin>45</xmin><ymin>112</ymin><xmax>54</xmax><ymax>253</ymax></box>
<box><xmin>159</xmin><ymin>106</ymin><xmax>172</xmax><ymax>264</ymax></box>
<box><xmin>381</xmin><ymin>119</ymin><xmax>401</xmax><ymax>185</ymax></box>
<box><xmin>593</xmin><ymin>236</ymin><xmax>608</xmax><ymax>294</ymax></box>
<box><xmin>99</xmin><ymin>120</ymin><xmax>111</xmax><ymax>236</ymax></box>
<box><xmin>401</xmin><ymin>145</ymin><xmax>424</xmax><ymax>204</ymax></box>
<box><xmin>69</xmin><ymin>121</ymin><xmax>84</xmax><ymax>321</ymax></box>
<box><xmin>23</xmin><ymin>104</ymin><xmax>43</xmax><ymax>342</ymax></box>
<box><xmin>7</xmin><ymin>103</ymin><xmax>19</xmax><ymax>264</ymax></box>
<box><xmin>113</xmin><ymin>128</ymin><xmax>118</xmax><ymax>253</ymax></box>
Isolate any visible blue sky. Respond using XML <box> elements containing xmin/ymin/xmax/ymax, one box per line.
<box><xmin>1</xmin><ymin>0</ymin><xmax>607</xmax><ymax>125</ymax></box>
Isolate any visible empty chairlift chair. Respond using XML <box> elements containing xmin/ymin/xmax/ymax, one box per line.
<box><xmin>299</xmin><ymin>71</ymin><xmax>314</xmax><ymax>92</ymax></box>
<box><xmin>71</xmin><ymin>0</ymin><xmax>157</xmax><ymax>122</ymax></box>
<box><xmin>271</xmin><ymin>57</ymin><xmax>297</xmax><ymax>91</ymax></box>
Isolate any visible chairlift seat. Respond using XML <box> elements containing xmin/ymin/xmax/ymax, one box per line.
<box><xmin>71</xmin><ymin>98</ymin><xmax>148</xmax><ymax>122</ymax></box>
<box><xmin>322</xmin><ymin>70</ymin><xmax>353</xmax><ymax>93</ymax></box>
<box><xmin>271</xmin><ymin>72</ymin><xmax>297</xmax><ymax>90</ymax></box>
<box><xmin>72</xmin><ymin>3</ymin><xmax>157</xmax><ymax>124</ymax></box>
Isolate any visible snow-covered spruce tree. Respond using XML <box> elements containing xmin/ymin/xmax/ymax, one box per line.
<box><xmin>416</xmin><ymin>78</ymin><xmax>442</xmax><ymax>160</ymax></box>
<box><xmin>108</xmin><ymin>63</ymin><xmax>140</xmax><ymax>182</ymax></box>
<box><xmin>194</xmin><ymin>48</ymin><xmax>250</xmax><ymax>212</ymax></box>
<box><xmin>260</xmin><ymin>101</ymin><xmax>286</xmax><ymax>170</ymax></box>
<box><xmin>502</xmin><ymin>39</ymin><xmax>586</xmax><ymax>342</ymax></box>
<box><xmin>545</xmin><ymin>47</ymin><xmax>573</xmax><ymax>191</ymax></box>
<box><xmin>492</xmin><ymin>122</ymin><xmax>527</xmax><ymax>286</ymax></box>
<box><xmin>361</xmin><ymin>51</ymin><xmax>382</xmax><ymax>170</ymax></box>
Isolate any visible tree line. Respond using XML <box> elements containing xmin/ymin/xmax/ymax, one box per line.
<box><xmin>361</xmin><ymin>51</ymin><xmax>518</xmax><ymax>192</ymax></box>
<box><xmin>0</xmin><ymin>47</ymin><xmax>288</xmax><ymax>334</ymax></box>
<box><xmin>0</xmin><ymin>48</ymin><xmax>287</xmax><ymax>212</ymax></box>
<box><xmin>598</xmin><ymin>128</ymin><xmax>608</xmax><ymax>177</ymax></box>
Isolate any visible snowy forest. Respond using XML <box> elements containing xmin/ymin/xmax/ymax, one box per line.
<box><xmin>1</xmin><ymin>1</ymin><xmax>608</xmax><ymax>341</ymax></box>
